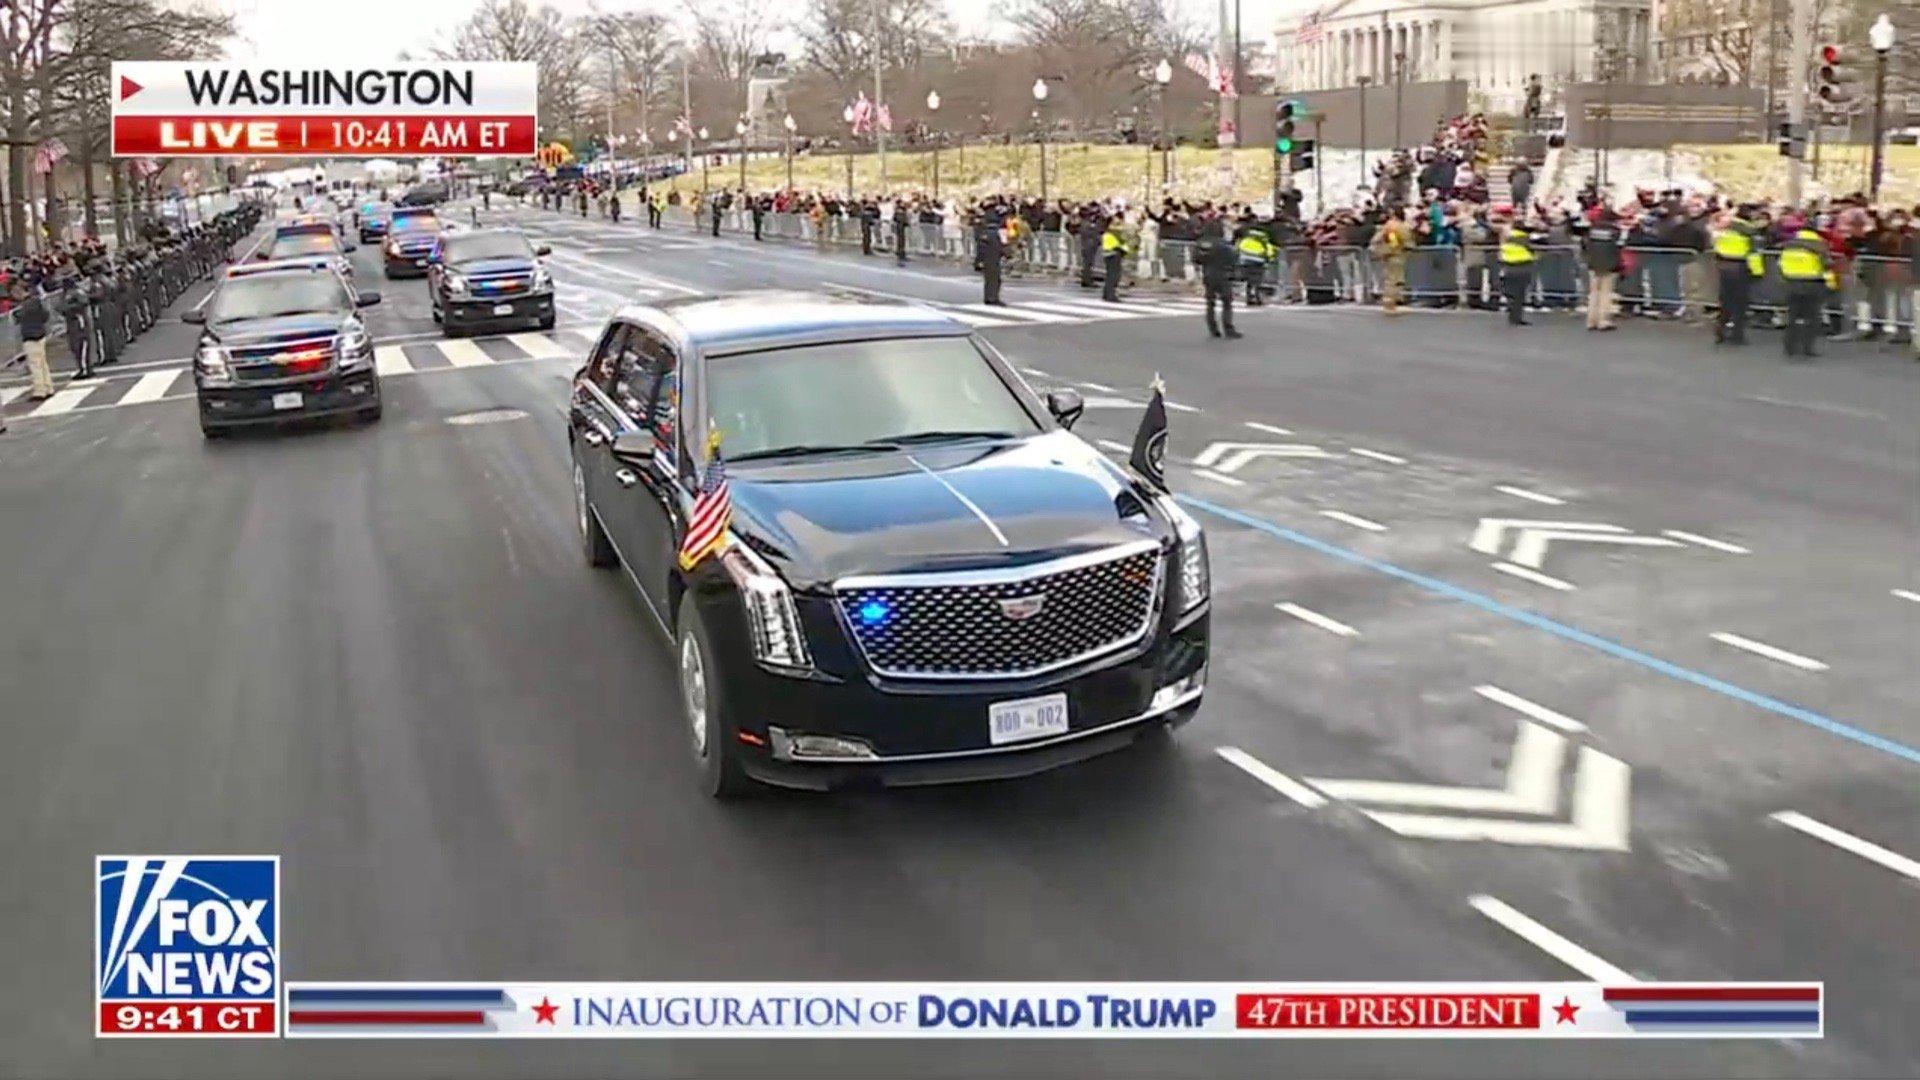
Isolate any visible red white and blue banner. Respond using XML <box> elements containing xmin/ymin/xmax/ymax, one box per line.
<box><xmin>282</xmin><ymin>982</ymin><xmax>1822</xmax><ymax>1039</ymax></box>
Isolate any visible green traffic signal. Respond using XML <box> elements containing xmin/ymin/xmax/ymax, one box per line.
<box><xmin>1277</xmin><ymin>137</ymin><xmax>1294</xmax><ymax>153</ymax></box>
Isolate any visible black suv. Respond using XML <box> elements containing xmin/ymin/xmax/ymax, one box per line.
<box><xmin>382</xmin><ymin>208</ymin><xmax>441</xmax><ymax>278</ymax></box>
<box><xmin>568</xmin><ymin>292</ymin><xmax>1209</xmax><ymax>796</ymax></box>
<box><xmin>183</xmin><ymin>263</ymin><xmax>383</xmax><ymax>437</ymax></box>
<box><xmin>427</xmin><ymin>228</ymin><xmax>555</xmax><ymax>336</ymax></box>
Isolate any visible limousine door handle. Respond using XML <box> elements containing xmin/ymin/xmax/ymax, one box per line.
<box><xmin>614</xmin><ymin>468</ymin><xmax>639</xmax><ymax>488</ymax></box>
<box><xmin>581</xmin><ymin>428</ymin><xmax>607</xmax><ymax>447</ymax></box>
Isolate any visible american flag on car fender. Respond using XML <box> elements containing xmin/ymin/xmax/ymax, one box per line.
<box><xmin>677</xmin><ymin>431</ymin><xmax>732</xmax><ymax>570</ymax></box>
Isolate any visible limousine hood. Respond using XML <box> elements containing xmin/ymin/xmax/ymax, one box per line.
<box><xmin>727</xmin><ymin>430</ymin><xmax>1171</xmax><ymax>588</ymax></box>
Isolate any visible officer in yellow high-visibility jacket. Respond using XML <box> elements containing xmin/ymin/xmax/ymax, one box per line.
<box><xmin>1100</xmin><ymin>220</ymin><xmax>1129</xmax><ymax>303</ymax></box>
<box><xmin>1234</xmin><ymin>219</ymin><xmax>1276</xmax><ymax>306</ymax></box>
<box><xmin>1712</xmin><ymin>208</ymin><xmax>1765</xmax><ymax>346</ymax></box>
<box><xmin>1777</xmin><ymin>227</ymin><xmax>1837</xmax><ymax>359</ymax></box>
<box><xmin>1499</xmin><ymin>220</ymin><xmax>1537</xmax><ymax>326</ymax></box>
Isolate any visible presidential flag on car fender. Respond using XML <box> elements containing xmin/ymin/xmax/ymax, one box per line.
<box><xmin>1129</xmin><ymin>375</ymin><xmax>1170</xmax><ymax>492</ymax></box>
<box><xmin>678</xmin><ymin>431</ymin><xmax>732</xmax><ymax>570</ymax></box>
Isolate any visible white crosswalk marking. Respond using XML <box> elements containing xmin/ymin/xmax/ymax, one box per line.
<box><xmin>373</xmin><ymin>345</ymin><xmax>413</xmax><ymax>375</ymax></box>
<box><xmin>30</xmin><ymin>383</ymin><xmax>99</xmax><ymax>417</ymax></box>
<box><xmin>0</xmin><ymin>386</ymin><xmax>28</xmax><ymax>405</ymax></box>
<box><xmin>507</xmin><ymin>332</ymin><xmax>571</xmax><ymax>358</ymax></box>
<box><xmin>1016</xmin><ymin>300</ymin><xmax>1149</xmax><ymax>320</ymax></box>
<box><xmin>952</xmin><ymin>303</ymin><xmax>1074</xmax><ymax>323</ymax></box>
<box><xmin>438</xmin><ymin>339</ymin><xmax>493</xmax><ymax>367</ymax></box>
<box><xmin>935</xmin><ymin>308</ymin><xmax>1017</xmax><ymax>327</ymax></box>
<box><xmin>118</xmin><ymin>369</ymin><xmax>183</xmax><ymax>406</ymax></box>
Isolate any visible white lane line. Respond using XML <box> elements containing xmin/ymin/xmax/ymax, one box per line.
<box><xmin>1709</xmin><ymin>631</ymin><xmax>1829</xmax><ymax>672</ymax></box>
<box><xmin>1349</xmin><ymin>447</ymin><xmax>1407</xmax><ymax>465</ymax></box>
<box><xmin>1095</xmin><ymin>439</ymin><xmax>1129</xmax><ymax>453</ymax></box>
<box><xmin>1662</xmin><ymin>530</ymin><xmax>1750</xmax><ymax>555</ymax></box>
<box><xmin>1216</xmin><ymin>747</ymin><xmax>1328</xmax><ymax>808</ymax></box>
<box><xmin>1194</xmin><ymin>468</ymin><xmax>1245</xmax><ymax>487</ymax></box>
<box><xmin>117</xmin><ymin>370</ymin><xmax>182</xmax><ymax>406</ymax></box>
<box><xmin>437</xmin><ymin>339</ymin><xmax>493</xmax><ymax>368</ymax></box>
<box><xmin>1469</xmin><ymin>895</ymin><xmax>1636</xmax><ymax>983</ymax></box>
<box><xmin>1275</xmin><ymin>602</ymin><xmax>1359</xmax><ymax>637</ymax></box>
<box><xmin>1895</xmin><ymin>589</ymin><xmax>1920</xmax><ymax>604</ymax></box>
<box><xmin>1770</xmin><ymin>811</ymin><xmax>1920</xmax><ymax>883</ymax></box>
<box><xmin>28</xmin><ymin>383</ymin><xmax>98</xmax><ymax>417</ymax></box>
<box><xmin>1075</xmin><ymin>381</ymin><xmax>1116</xmax><ymax>393</ymax></box>
<box><xmin>373</xmin><ymin>345</ymin><xmax>414</xmax><ymax>376</ymax></box>
<box><xmin>1473</xmin><ymin>685</ymin><xmax>1588</xmax><ymax>735</ymax></box>
<box><xmin>1320</xmin><ymin>510</ymin><xmax>1387</xmax><ymax>532</ymax></box>
<box><xmin>933</xmin><ymin>307</ymin><xmax>1016</xmax><ymax>327</ymax></box>
<box><xmin>1491</xmin><ymin>561</ymin><xmax>1576</xmax><ymax>592</ymax></box>
<box><xmin>1164</xmin><ymin>400</ymin><xmax>1200</xmax><ymax>413</ymax></box>
<box><xmin>1496</xmin><ymin>484</ymin><xmax>1567</xmax><ymax>506</ymax></box>
<box><xmin>1244</xmin><ymin>421</ymin><xmax>1293</xmax><ymax>436</ymax></box>
<box><xmin>1018</xmin><ymin>366</ymin><xmax>1052</xmax><ymax>379</ymax></box>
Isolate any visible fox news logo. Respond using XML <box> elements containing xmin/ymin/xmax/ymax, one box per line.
<box><xmin>95</xmin><ymin>856</ymin><xmax>279</xmax><ymax>1037</ymax></box>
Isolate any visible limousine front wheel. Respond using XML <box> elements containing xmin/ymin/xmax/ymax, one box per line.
<box><xmin>677</xmin><ymin>599</ymin><xmax>751</xmax><ymax>799</ymax></box>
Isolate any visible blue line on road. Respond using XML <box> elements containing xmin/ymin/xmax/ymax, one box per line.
<box><xmin>1181</xmin><ymin>495</ymin><xmax>1920</xmax><ymax>768</ymax></box>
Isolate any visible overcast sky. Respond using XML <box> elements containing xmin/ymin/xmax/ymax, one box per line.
<box><xmin>215</xmin><ymin>0</ymin><xmax>1307</xmax><ymax>65</ymax></box>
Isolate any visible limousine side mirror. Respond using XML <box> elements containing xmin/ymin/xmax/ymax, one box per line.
<box><xmin>181</xmin><ymin>309</ymin><xmax>205</xmax><ymax>324</ymax></box>
<box><xmin>355</xmin><ymin>290</ymin><xmax>382</xmax><ymax>307</ymax></box>
<box><xmin>609</xmin><ymin>432</ymin><xmax>655</xmax><ymax>464</ymax></box>
<box><xmin>1045</xmin><ymin>388</ymin><xmax>1084</xmax><ymax>430</ymax></box>
<box><xmin>535</xmin><ymin>244</ymin><xmax>552</xmax><ymax>257</ymax></box>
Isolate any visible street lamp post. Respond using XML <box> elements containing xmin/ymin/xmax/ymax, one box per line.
<box><xmin>926</xmin><ymin>90</ymin><xmax>942</xmax><ymax>199</ymax></box>
<box><xmin>1869</xmin><ymin>13</ymin><xmax>1895</xmax><ymax>200</ymax></box>
<box><xmin>842</xmin><ymin>104</ymin><xmax>856</xmax><ymax>198</ymax></box>
<box><xmin>735</xmin><ymin>119</ymin><xmax>748</xmax><ymax>189</ymax></box>
<box><xmin>1393</xmin><ymin>51</ymin><xmax>1406</xmax><ymax>149</ymax></box>
<box><xmin>698</xmin><ymin>127</ymin><xmax>710</xmax><ymax>192</ymax></box>
<box><xmin>1154</xmin><ymin>59</ymin><xmax>1173</xmax><ymax>195</ymax></box>
<box><xmin>782</xmin><ymin>113</ymin><xmax>796</xmax><ymax>191</ymax></box>
<box><xmin>1032</xmin><ymin>78</ymin><xmax>1050</xmax><ymax>202</ymax></box>
<box><xmin>1356</xmin><ymin>75</ymin><xmax>1371</xmax><ymax>181</ymax></box>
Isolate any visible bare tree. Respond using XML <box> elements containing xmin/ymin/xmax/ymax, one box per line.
<box><xmin>800</xmin><ymin>0</ymin><xmax>952</xmax><ymax>98</ymax></box>
<box><xmin>588</xmin><ymin>10</ymin><xmax>678</xmax><ymax>138</ymax></box>
<box><xmin>434</xmin><ymin>0</ymin><xmax>589</xmax><ymax>142</ymax></box>
<box><xmin>681</xmin><ymin>0</ymin><xmax>772</xmax><ymax>86</ymax></box>
<box><xmin>1001</xmin><ymin>0</ymin><xmax>1198</xmax><ymax>127</ymax></box>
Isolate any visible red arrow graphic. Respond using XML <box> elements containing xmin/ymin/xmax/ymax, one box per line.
<box><xmin>119</xmin><ymin>75</ymin><xmax>143</xmax><ymax>101</ymax></box>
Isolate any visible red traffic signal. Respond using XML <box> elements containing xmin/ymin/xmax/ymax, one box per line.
<box><xmin>1821</xmin><ymin>44</ymin><xmax>1841</xmax><ymax>65</ymax></box>
<box><xmin>1816</xmin><ymin>44</ymin><xmax>1855</xmax><ymax>103</ymax></box>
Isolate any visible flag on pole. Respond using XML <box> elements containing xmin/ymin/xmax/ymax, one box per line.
<box><xmin>677</xmin><ymin>431</ymin><xmax>734</xmax><ymax>570</ymax></box>
<box><xmin>673</xmin><ymin>115</ymin><xmax>694</xmax><ymax>140</ymax></box>
<box><xmin>850</xmin><ymin>92</ymin><xmax>875</xmax><ymax>135</ymax></box>
<box><xmin>32</xmin><ymin>137</ymin><xmax>67</xmax><ymax>175</ymax></box>
<box><xmin>1128</xmin><ymin>375</ymin><xmax>1170</xmax><ymax>492</ymax></box>
<box><xmin>876</xmin><ymin>103</ymin><xmax>893</xmax><ymax>133</ymax></box>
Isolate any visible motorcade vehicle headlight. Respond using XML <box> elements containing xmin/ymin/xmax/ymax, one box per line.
<box><xmin>1156</xmin><ymin>493</ymin><xmax>1209</xmax><ymax>617</ymax></box>
<box><xmin>444</xmin><ymin>270</ymin><xmax>469</xmax><ymax>297</ymax></box>
<box><xmin>195</xmin><ymin>343</ymin><xmax>233</xmax><ymax>386</ymax></box>
<box><xmin>720</xmin><ymin>541</ymin><xmax>814</xmax><ymax>674</ymax></box>
<box><xmin>384</xmin><ymin>238</ymin><xmax>400</xmax><ymax>257</ymax></box>
<box><xmin>336</xmin><ymin>325</ymin><xmax>372</xmax><ymax>371</ymax></box>
<box><xmin>531</xmin><ymin>264</ymin><xmax>552</xmax><ymax>291</ymax></box>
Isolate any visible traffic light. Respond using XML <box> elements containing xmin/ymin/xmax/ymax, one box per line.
<box><xmin>1275</xmin><ymin>100</ymin><xmax>1297</xmax><ymax>155</ymax></box>
<box><xmin>1290</xmin><ymin>139</ymin><xmax>1317</xmax><ymax>170</ymax></box>
<box><xmin>1817</xmin><ymin>45</ymin><xmax>1859</xmax><ymax>105</ymax></box>
<box><xmin>1776</xmin><ymin>120</ymin><xmax>1795</xmax><ymax>157</ymax></box>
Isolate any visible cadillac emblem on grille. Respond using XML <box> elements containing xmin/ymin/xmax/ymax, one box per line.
<box><xmin>997</xmin><ymin>594</ymin><xmax>1046</xmax><ymax>621</ymax></box>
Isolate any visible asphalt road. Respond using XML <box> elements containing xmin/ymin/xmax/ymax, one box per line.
<box><xmin>3</xmin><ymin>196</ymin><xmax>1917</xmax><ymax>1080</ymax></box>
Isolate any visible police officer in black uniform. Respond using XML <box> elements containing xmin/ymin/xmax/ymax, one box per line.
<box><xmin>95</xmin><ymin>265</ymin><xmax>124</xmax><ymax>366</ymax></box>
<box><xmin>976</xmin><ymin>203</ymin><xmax>1006</xmax><ymax>306</ymax></box>
<box><xmin>751</xmin><ymin>194</ymin><xmax>766</xmax><ymax>241</ymax></box>
<box><xmin>1196</xmin><ymin>216</ymin><xmax>1240</xmax><ymax>339</ymax></box>
<box><xmin>56</xmin><ymin>272</ymin><xmax>95</xmax><ymax>378</ymax></box>
<box><xmin>892</xmin><ymin>203</ymin><xmax>909</xmax><ymax>266</ymax></box>
<box><xmin>859</xmin><ymin>198</ymin><xmax>878</xmax><ymax>255</ymax></box>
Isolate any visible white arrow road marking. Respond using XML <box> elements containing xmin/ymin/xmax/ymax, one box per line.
<box><xmin>1508</xmin><ymin>530</ymin><xmax>1682</xmax><ymax>570</ymax></box>
<box><xmin>1662</xmin><ymin>529</ymin><xmax>1750</xmax><ymax>554</ymax></box>
<box><xmin>1320</xmin><ymin>510</ymin><xmax>1386</xmax><ymax>532</ymax></box>
<box><xmin>1470</xmin><ymin>896</ymin><xmax>1637</xmax><ymax>983</ymax></box>
<box><xmin>1216</xmin><ymin>747</ymin><xmax>1327</xmax><ymax>808</ymax></box>
<box><xmin>1491</xmin><ymin>561</ymin><xmax>1576</xmax><ymax>591</ymax></box>
<box><xmin>1095</xmin><ymin>438</ymin><xmax>1129</xmax><ymax>453</ymax></box>
<box><xmin>1275</xmin><ymin>602</ymin><xmax>1359</xmax><ymax>637</ymax></box>
<box><xmin>1309</xmin><ymin>720</ymin><xmax>1566</xmax><ymax>814</ymax></box>
<box><xmin>1365</xmin><ymin>747</ymin><xmax>1631</xmax><ymax>850</ymax></box>
<box><xmin>1470</xmin><ymin>519</ymin><xmax>1626</xmax><ymax>556</ymax></box>
<box><xmin>1770</xmin><ymin>811</ymin><xmax>1920</xmax><ymax>882</ymax></box>
<box><xmin>1194</xmin><ymin>440</ymin><xmax>1333</xmax><ymax>472</ymax></box>
<box><xmin>1193</xmin><ymin>468</ymin><xmax>1245</xmax><ymax>487</ymax></box>
<box><xmin>1709</xmin><ymin>632</ymin><xmax>1829</xmax><ymax>672</ymax></box>
<box><xmin>1496</xmin><ymin>484</ymin><xmax>1567</xmax><ymax>506</ymax></box>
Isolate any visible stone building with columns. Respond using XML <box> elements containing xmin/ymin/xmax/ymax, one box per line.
<box><xmin>1274</xmin><ymin>0</ymin><xmax>1653</xmax><ymax>115</ymax></box>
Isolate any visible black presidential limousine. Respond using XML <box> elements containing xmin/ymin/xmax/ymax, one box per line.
<box><xmin>568</xmin><ymin>292</ymin><xmax>1210</xmax><ymax>796</ymax></box>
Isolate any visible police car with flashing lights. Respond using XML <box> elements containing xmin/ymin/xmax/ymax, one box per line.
<box><xmin>183</xmin><ymin>261</ymin><xmax>383</xmax><ymax>438</ymax></box>
<box><xmin>569</xmin><ymin>291</ymin><xmax>1210</xmax><ymax>797</ymax></box>
<box><xmin>382</xmin><ymin>207</ymin><xmax>442</xmax><ymax>278</ymax></box>
<box><xmin>427</xmin><ymin>228</ymin><xmax>555</xmax><ymax>336</ymax></box>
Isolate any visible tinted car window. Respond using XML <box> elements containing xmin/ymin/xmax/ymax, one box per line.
<box><xmin>629</xmin><ymin>327</ymin><xmax>679</xmax><ymax>460</ymax></box>
<box><xmin>206</xmin><ymin>275</ymin><xmax>351</xmax><ymax>323</ymax></box>
<box><xmin>586</xmin><ymin>326</ymin><xmax>627</xmax><ymax>392</ymax></box>
<box><xmin>610</xmin><ymin>331</ymin><xmax>658</xmax><ymax>421</ymax></box>
<box><xmin>267</xmin><ymin>233</ymin><xmax>342</xmax><ymax>259</ymax></box>
<box><xmin>706</xmin><ymin>336</ymin><xmax>1039</xmax><ymax>461</ymax></box>
<box><xmin>442</xmin><ymin>233</ymin><xmax>533</xmax><ymax>264</ymax></box>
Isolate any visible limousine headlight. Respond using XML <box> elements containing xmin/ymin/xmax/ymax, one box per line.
<box><xmin>1157</xmin><ymin>494</ymin><xmax>1209</xmax><ymax>618</ymax></box>
<box><xmin>720</xmin><ymin>541</ymin><xmax>814</xmax><ymax>673</ymax></box>
<box><xmin>195</xmin><ymin>343</ymin><xmax>233</xmax><ymax>386</ymax></box>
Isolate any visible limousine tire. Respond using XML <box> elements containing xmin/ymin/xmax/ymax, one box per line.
<box><xmin>677</xmin><ymin>598</ymin><xmax>752</xmax><ymax>799</ymax></box>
